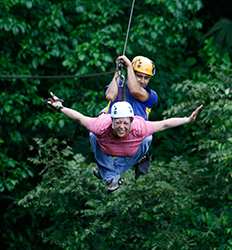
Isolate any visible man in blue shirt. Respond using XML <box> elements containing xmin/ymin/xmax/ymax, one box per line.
<box><xmin>105</xmin><ymin>55</ymin><xmax>158</xmax><ymax>179</ymax></box>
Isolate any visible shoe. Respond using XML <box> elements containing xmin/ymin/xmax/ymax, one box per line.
<box><xmin>134</xmin><ymin>153</ymin><xmax>150</xmax><ymax>180</ymax></box>
<box><xmin>107</xmin><ymin>180</ymin><xmax>120</xmax><ymax>193</ymax></box>
<box><xmin>93</xmin><ymin>168</ymin><xmax>102</xmax><ymax>180</ymax></box>
<box><xmin>118</xmin><ymin>178</ymin><xmax>124</xmax><ymax>185</ymax></box>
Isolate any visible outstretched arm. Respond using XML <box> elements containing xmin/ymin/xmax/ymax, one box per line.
<box><xmin>60</xmin><ymin>107</ymin><xmax>94</xmax><ymax>127</ymax></box>
<box><xmin>151</xmin><ymin>105</ymin><xmax>203</xmax><ymax>132</ymax></box>
<box><xmin>47</xmin><ymin>92</ymin><xmax>95</xmax><ymax>128</ymax></box>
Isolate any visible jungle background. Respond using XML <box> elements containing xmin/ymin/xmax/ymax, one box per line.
<box><xmin>0</xmin><ymin>0</ymin><xmax>232</xmax><ymax>249</ymax></box>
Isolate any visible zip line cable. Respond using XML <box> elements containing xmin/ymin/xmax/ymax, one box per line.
<box><xmin>119</xmin><ymin>0</ymin><xmax>136</xmax><ymax>101</ymax></box>
<box><xmin>0</xmin><ymin>71</ymin><xmax>115</xmax><ymax>80</ymax></box>
<box><xmin>122</xmin><ymin>0</ymin><xmax>136</xmax><ymax>55</ymax></box>
<box><xmin>0</xmin><ymin>1</ymin><xmax>136</xmax><ymax>80</ymax></box>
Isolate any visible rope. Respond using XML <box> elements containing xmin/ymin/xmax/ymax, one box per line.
<box><xmin>0</xmin><ymin>70</ymin><xmax>115</xmax><ymax>80</ymax></box>
<box><xmin>116</xmin><ymin>0</ymin><xmax>136</xmax><ymax>101</ymax></box>
<box><xmin>122</xmin><ymin>0</ymin><xmax>136</xmax><ymax>55</ymax></box>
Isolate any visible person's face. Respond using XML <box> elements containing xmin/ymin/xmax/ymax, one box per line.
<box><xmin>112</xmin><ymin>117</ymin><xmax>132</xmax><ymax>138</ymax></box>
<box><xmin>135</xmin><ymin>71</ymin><xmax>151</xmax><ymax>88</ymax></box>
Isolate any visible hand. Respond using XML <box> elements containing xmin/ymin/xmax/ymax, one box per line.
<box><xmin>47</xmin><ymin>92</ymin><xmax>64</xmax><ymax>111</ymax></box>
<box><xmin>116</xmin><ymin>55</ymin><xmax>132</xmax><ymax>68</ymax></box>
<box><xmin>189</xmin><ymin>105</ymin><xmax>203</xmax><ymax>122</ymax></box>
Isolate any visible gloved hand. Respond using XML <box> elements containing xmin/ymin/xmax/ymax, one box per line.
<box><xmin>47</xmin><ymin>92</ymin><xmax>64</xmax><ymax>111</ymax></box>
<box><xmin>116</xmin><ymin>58</ymin><xmax>126</xmax><ymax>71</ymax></box>
<box><xmin>116</xmin><ymin>55</ymin><xmax>131</xmax><ymax>69</ymax></box>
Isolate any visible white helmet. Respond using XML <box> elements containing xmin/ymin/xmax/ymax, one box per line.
<box><xmin>111</xmin><ymin>101</ymin><xmax>134</xmax><ymax>118</ymax></box>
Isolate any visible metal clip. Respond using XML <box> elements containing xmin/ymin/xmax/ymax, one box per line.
<box><xmin>116</xmin><ymin>60</ymin><xmax>126</xmax><ymax>87</ymax></box>
<box><xmin>116</xmin><ymin>59</ymin><xmax>124</xmax><ymax>72</ymax></box>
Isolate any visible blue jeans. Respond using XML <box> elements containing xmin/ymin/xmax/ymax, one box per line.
<box><xmin>89</xmin><ymin>133</ymin><xmax>152</xmax><ymax>183</ymax></box>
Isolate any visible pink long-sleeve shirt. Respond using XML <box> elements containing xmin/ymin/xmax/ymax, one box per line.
<box><xmin>85</xmin><ymin>114</ymin><xmax>156</xmax><ymax>156</ymax></box>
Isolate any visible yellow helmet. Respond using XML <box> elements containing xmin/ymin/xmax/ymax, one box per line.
<box><xmin>132</xmin><ymin>56</ymin><xmax>156</xmax><ymax>76</ymax></box>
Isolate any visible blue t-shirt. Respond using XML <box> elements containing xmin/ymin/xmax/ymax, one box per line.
<box><xmin>108</xmin><ymin>82</ymin><xmax>158</xmax><ymax>120</ymax></box>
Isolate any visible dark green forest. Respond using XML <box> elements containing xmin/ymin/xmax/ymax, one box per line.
<box><xmin>0</xmin><ymin>0</ymin><xmax>231</xmax><ymax>249</ymax></box>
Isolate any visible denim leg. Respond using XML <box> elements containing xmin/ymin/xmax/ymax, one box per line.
<box><xmin>137</xmin><ymin>135</ymin><xmax>153</xmax><ymax>174</ymax></box>
<box><xmin>115</xmin><ymin>135</ymin><xmax>152</xmax><ymax>175</ymax></box>
<box><xmin>89</xmin><ymin>133</ymin><xmax>120</xmax><ymax>183</ymax></box>
<box><xmin>89</xmin><ymin>133</ymin><xmax>152</xmax><ymax>181</ymax></box>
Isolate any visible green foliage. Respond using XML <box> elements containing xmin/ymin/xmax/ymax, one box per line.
<box><xmin>19</xmin><ymin>138</ymin><xmax>198</xmax><ymax>249</ymax></box>
<box><xmin>17</xmin><ymin>53</ymin><xmax>232</xmax><ymax>249</ymax></box>
<box><xmin>2</xmin><ymin>0</ymin><xmax>231</xmax><ymax>249</ymax></box>
<box><xmin>155</xmin><ymin>51</ymin><xmax>232</xmax><ymax>249</ymax></box>
<box><xmin>205</xmin><ymin>18</ymin><xmax>232</xmax><ymax>55</ymax></box>
<box><xmin>0</xmin><ymin>0</ymin><xmax>203</xmax><ymax>193</ymax></box>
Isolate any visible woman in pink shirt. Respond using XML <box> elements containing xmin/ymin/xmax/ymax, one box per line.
<box><xmin>47</xmin><ymin>93</ymin><xmax>202</xmax><ymax>192</ymax></box>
